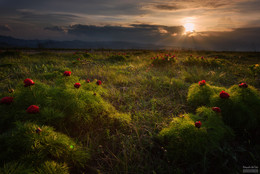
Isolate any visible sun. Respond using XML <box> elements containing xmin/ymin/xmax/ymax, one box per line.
<box><xmin>184</xmin><ymin>23</ymin><xmax>194</xmax><ymax>33</ymax></box>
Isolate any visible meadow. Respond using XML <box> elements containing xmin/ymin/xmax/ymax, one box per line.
<box><xmin>0</xmin><ymin>49</ymin><xmax>259</xmax><ymax>174</ymax></box>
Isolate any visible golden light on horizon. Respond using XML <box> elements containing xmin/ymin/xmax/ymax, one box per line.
<box><xmin>184</xmin><ymin>23</ymin><xmax>194</xmax><ymax>33</ymax></box>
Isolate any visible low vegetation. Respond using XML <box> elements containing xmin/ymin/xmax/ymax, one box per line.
<box><xmin>0</xmin><ymin>49</ymin><xmax>259</xmax><ymax>173</ymax></box>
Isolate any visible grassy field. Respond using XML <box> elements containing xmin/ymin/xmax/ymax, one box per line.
<box><xmin>0</xmin><ymin>50</ymin><xmax>259</xmax><ymax>174</ymax></box>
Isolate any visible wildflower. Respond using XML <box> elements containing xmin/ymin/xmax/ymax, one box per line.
<box><xmin>64</xmin><ymin>71</ymin><xmax>71</xmax><ymax>76</ymax></box>
<box><xmin>239</xmin><ymin>83</ymin><xmax>248</xmax><ymax>88</ymax></box>
<box><xmin>212</xmin><ymin>107</ymin><xmax>221</xmax><ymax>113</ymax></box>
<box><xmin>27</xmin><ymin>105</ymin><xmax>39</xmax><ymax>114</ymax></box>
<box><xmin>198</xmin><ymin>80</ymin><xmax>206</xmax><ymax>86</ymax></box>
<box><xmin>195</xmin><ymin>121</ymin><xmax>201</xmax><ymax>128</ymax></box>
<box><xmin>35</xmin><ymin>127</ymin><xmax>42</xmax><ymax>134</ymax></box>
<box><xmin>0</xmin><ymin>97</ymin><xmax>14</xmax><ymax>105</ymax></box>
<box><xmin>77</xmin><ymin>58</ymin><xmax>80</xmax><ymax>61</ymax></box>
<box><xmin>24</xmin><ymin>78</ymin><xmax>35</xmax><ymax>87</ymax></box>
<box><xmin>86</xmin><ymin>79</ymin><xmax>90</xmax><ymax>83</ymax></box>
<box><xmin>8</xmin><ymin>89</ymin><xmax>14</xmax><ymax>93</ymax></box>
<box><xmin>201</xmin><ymin>56</ymin><xmax>204</xmax><ymax>59</ymax></box>
<box><xmin>74</xmin><ymin>83</ymin><xmax>81</xmax><ymax>88</ymax></box>
<box><xmin>220</xmin><ymin>91</ymin><xmax>230</xmax><ymax>99</ymax></box>
<box><xmin>96</xmin><ymin>80</ymin><xmax>102</xmax><ymax>85</ymax></box>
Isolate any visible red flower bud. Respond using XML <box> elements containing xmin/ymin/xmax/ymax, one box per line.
<box><xmin>198</xmin><ymin>80</ymin><xmax>206</xmax><ymax>86</ymax></box>
<box><xmin>27</xmin><ymin>105</ymin><xmax>39</xmax><ymax>114</ymax></box>
<box><xmin>195</xmin><ymin>121</ymin><xmax>201</xmax><ymax>128</ymax></box>
<box><xmin>74</xmin><ymin>83</ymin><xmax>81</xmax><ymax>88</ymax></box>
<box><xmin>239</xmin><ymin>83</ymin><xmax>248</xmax><ymax>88</ymax></box>
<box><xmin>219</xmin><ymin>91</ymin><xmax>230</xmax><ymax>99</ymax></box>
<box><xmin>63</xmin><ymin>71</ymin><xmax>71</xmax><ymax>76</ymax></box>
<box><xmin>24</xmin><ymin>78</ymin><xmax>35</xmax><ymax>87</ymax></box>
<box><xmin>96</xmin><ymin>80</ymin><xmax>102</xmax><ymax>85</ymax></box>
<box><xmin>36</xmin><ymin>127</ymin><xmax>42</xmax><ymax>134</ymax></box>
<box><xmin>212</xmin><ymin>107</ymin><xmax>221</xmax><ymax>113</ymax></box>
<box><xmin>86</xmin><ymin>79</ymin><xmax>90</xmax><ymax>83</ymax></box>
<box><xmin>0</xmin><ymin>96</ymin><xmax>14</xmax><ymax>105</ymax></box>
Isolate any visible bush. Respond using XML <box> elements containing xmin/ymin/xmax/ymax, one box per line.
<box><xmin>210</xmin><ymin>84</ymin><xmax>260</xmax><ymax>132</ymax></box>
<box><xmin>157</xmin><ymin>107</ymin><xmax>233</xmax><ymax>172</ymax></box>
<box><xmin>187</xmin><ymin>82</ymin><xmax>225</xmax><ymax>108</ymax></box>
<box><xmin>35</xmin><ymin>161</ymin><xmax>69</xmax><ymax>174</ymax></box>
<box><xmin>0</xmin><ymin>76</ymin><xmax>130</xmax><ymax>136</ymax></box>
<box><xmin>0</xmin><ymin>162</ymin><xmax>34</xmax><ymax>174</ymax></box>
<box><xmin>0</xmin><ymin>122</ymin><xmax>89</xmax><ymax>169</ymax></box>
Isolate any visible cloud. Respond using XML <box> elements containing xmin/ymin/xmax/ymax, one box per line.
<box><xmin>62</xmin><ymin>24</ymin><xmax>184</xmax><ymax>43</ymax></box>
<box><xmin>44</xmin><ymin>26</ymin><xmax>67</xmax><ymax>33</ymax></box>
<box><xmin>0</xmin><ymin>24</ymin><xmax>12</xmax><ymax>31</ymax></box>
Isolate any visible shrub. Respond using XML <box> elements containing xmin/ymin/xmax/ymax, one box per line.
<box><xmin>210</xmin><ymin>84</ymin><xmax>260</xmax><ymax>132</ymax></box>
<box><xmin>35</xmin><ymin>161</ymin><xmax>69</xmax><ymax>174</ymax></box>
<box><xmin>0</xmin><ymin>76</ymin><xmax>130</xmax><ymax>136</ymax></box>
<box><xmin>187</xmin><ymin>82</ymin><xmax>225</xmax><ymax>108</ymax></box>
<box><xmin>0</xmin><ymin>122</ymin><xmax>89</xmax><ymax>169</ymax></box>
<box><xmin>0</xmin><ymin>162</ymin><xmax>34</xmax><ymax>174</ymax></box>
<box><xmin>158</xmin><ymin>107</ymin><xmax>233</xmax><ymax>171</ymax></box>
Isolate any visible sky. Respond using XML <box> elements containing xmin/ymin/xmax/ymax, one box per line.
<box><xmin>0</xmin><ymin>0</ymin><xmax>260</xmax><ymax>51</ymax></box>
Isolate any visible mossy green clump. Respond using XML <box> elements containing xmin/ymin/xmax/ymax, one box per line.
<box><xmin>158</xmin><ymin>107</ymin><xmax>233</xmax><ymax>170</ymax></box>
<box><xmin>0</xmin><ymin>75</ymin><xmax>130</xmax><ymax>135</ymax></box>
<box><xmin>0</xmin><ymin>162</ymin><xmax>34</xmax><ymax>174</ymax></box>
<box><xmin>0</xmin><ymin>122</ymin><xmax>89</xmax><ymax>170</ymax></box>
<box><xmin>187</xmin><ymin>82</ymin><xmax>225</xmax><ymax>108</ymax></box>
<box><xmin>210</xmin><ymin>84</ymin><xmax>260</xmax><ymax>132</ymax></box>
<box><xmin>35</xmin><ymin>161</ymin><xmax>69</xmax><ymax>174</ymax></box>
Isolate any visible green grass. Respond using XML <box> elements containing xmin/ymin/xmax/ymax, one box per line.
<box><xmin>0</xmin><ymin>50</ymin><xmax>259</xmax><ymax>173</ymax></box>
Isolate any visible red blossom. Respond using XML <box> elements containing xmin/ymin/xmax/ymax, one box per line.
<box><xmin>96</xmin><ymin>80</ymin><xmax>102</xmax><ymax>85</ymax></box>
<box><xmin>36</xmin><ymin>127</ymin><xmax>42</xmax><ymax>134</ymax></box>
<box><xmin>86</xmin><ymin>79</ymin><xmax>90</xmax><ymax>83</ymax></box>
<box><xmin>63</xmin><ymin>71</ymin><xmax>71</xmax><ymax>76</ymax></box>
<box><xmin>199</xmin><ymin>80</ymin><xmax>206</xmax><ymax>86</ymax></box>
<box><xmin>195</xmin><ymin>121</ymin><xmax>201</xmax><ymax>128</ymax></box>
<box><xmin>239</xmin><ymin>83</ymin><xmax>248</xmax><ymax>88</ymax></box>
<box><xmin>212</xmin><ymin>107</ymin><xmax>221</xmax><ymax>113</ymax></box>
<box><xmin>27</xmin><ymin>105</ymin><xmax>39</xmax><ymax>114</ymax></box>
<box><xmin>24</xmin><ymin>78</ymin><xmax>35</xmax><ymax>87</ymax></box>
<box><xmin>74</xmin><ymin>83</ymin><xmax>81</xmax><ymax>88</ymax></box>
<box><xmin>0</xmin><ymin>96</ymin><xmax>14</xmax><ymax>105</ymax></box>
<box><xmin>219</xmin><ymin>91</ymin><xmax>230</xmax><ymax>99</ymax></box>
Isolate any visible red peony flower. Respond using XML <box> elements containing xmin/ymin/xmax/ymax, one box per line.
<box><xmin>64</xmin><ymin>71</ymin><xmax>71</xmax><ymax>76</ymax></box>
<box><xmin>24</xmin><ymin>78</ymin><xmax>35</xmax><ymax>87</ymax></box>
<box><xmin>199</xmin><ymin>80</ymin><xmax>206</xmax><ymax>86</ymax></box>
<box><xmin>86</xmin><ymin>79</ymin><xmax>90</xmax><ymax>83</ymax></box>
<box><xmin>96</xmin><ymin>80</ymin><xmax>102</xmax><ymax>85</ymax></box>
<box><xmin>195</xmin><ymin>121</ymin><xmax>201</xmax><ymax>128</ymax></box>
<box><xmin>239</xmin><ymin>83</ymin><xmax>248</xmax><ymax>88</ymax></box>
<box><xmin>74</xmin><ymin>83</ymin><xmax>81</xmax><ymax>88</ymax></box>
<box><xmin>212</xmin><ymin>107</ymin><xmax>221</xmax><ymax>113</ymax></box>
<box><xmin>35</xmin><ymin>127</ymin><xmax>42</xmax><ymax>134</ymax></box>
<box><xmin>219</xmin><ymin>91</ymin><xmax>230</xmax><ymax>99</ymax></box>
<box><xmin>0</xmin><ymin>96</ymin><xmax>14</xmax><ymax>105</ymax></box>
<box><xmin>27</xmin><ymin>105</ymin><xmax>39</xmax><ymax>114</ymax></box>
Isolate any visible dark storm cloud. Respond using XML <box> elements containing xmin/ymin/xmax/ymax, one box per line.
<box><xmin>63</xmin><ymin>24</ymin><xmax>184</xmax><ymax>42</ymax></box>
<box><xmin>44</xmin><ymin>26</ymin><xmax>67</xmax><ymax>33</ymax></box>
<box><xmin>0</xmin><ymin>24</ymin><xmax>12</xmax><ymax>31</ymax></box>
<box><xmin>17</xmin><ymin>10</ymin><xmax>79</xmax><ymax>24</ymax></box>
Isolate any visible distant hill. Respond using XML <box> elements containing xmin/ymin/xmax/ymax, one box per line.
<box><xmin>0</xmin><ymin>35</ymin><xmax>162</xmax><ymax>49</ymax></box>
